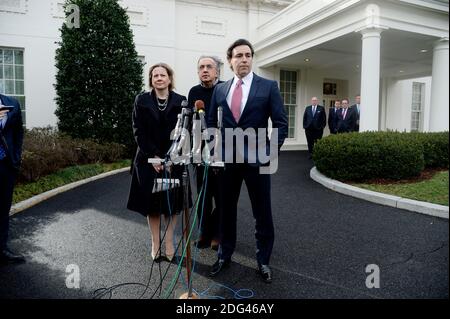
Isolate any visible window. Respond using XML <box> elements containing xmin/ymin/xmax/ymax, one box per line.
<box><xmin>0</xmin><ymin>48</ymin><xmax>25</xmax><ymax>124</ymax></box>
<box><xmin>126</xmin><ymin>6</ymin><xmax>149</xmax><ymax>26</ymax></box>
<box><xmin>196</xmin><ymin>17</ymin><xmax>227</xmax><ymax>37</ymax></box>
<box><xmin>0</xmin><ymin>0</ymin><xmax>27</xmax><ymax>14</ymax></box>
<box><xmin>280</xmin><ymin>70</ymin><xmax>297</xmax><ymax>139</ymax></box>
<box><xmin>411</xmin><ymin>82</ymin><xmax>424</xmax><ymax>132</ymax></box>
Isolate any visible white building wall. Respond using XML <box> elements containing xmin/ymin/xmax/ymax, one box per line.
<box><xmin>0</xmin><ymin>0</ymin><xmax>62</xmax><ymax>127</ymax></box>
<box><xmin>174</xmin><ymin>0</ymin><xmax>249</xmax><ymax>97</ymax></box>
<box><xmin>385</xmin><ymin>76</ymin><xmax>432</xmax><ymax>132</ymax></box>
<box><xmin>0</xmin><ymin>0</ymin><xmax>283</xmax><ymax>128</ymax></box>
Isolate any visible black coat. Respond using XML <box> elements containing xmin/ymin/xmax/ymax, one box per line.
<box><xmin>337</xmin><ymin>107</ymin><xmax>357</xmax><ymax>133</ymax></box>
<box><xmin>351</xmin><ymin>104</ymin><xmax>360</xmax><ymax>132</ymax></box>
<box><xmin>303</xmin><ymin>105</ymin><xmax>326</xmax><ymax>131</ymax></box>
<box><xmin>127</xmin><ymin>90</ymin><xmax>186</xmax><ymax>216</ymax></box>
<box><xmin>328</xmin><ymin>107</ymin><xmax>340</xmax><ymax>134</ymax></box>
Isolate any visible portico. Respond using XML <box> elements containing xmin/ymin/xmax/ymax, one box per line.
<box><xmin>254</xmin><ymin>0</ymin><xmax>449</xmax><ymax>148</ymax></box>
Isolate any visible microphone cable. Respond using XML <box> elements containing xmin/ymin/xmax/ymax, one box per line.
<box><xmin>92</xmin><ymin>161</ymin><xmax>197</xmax><ymax>299</ymax></box>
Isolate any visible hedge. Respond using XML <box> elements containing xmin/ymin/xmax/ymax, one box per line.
<box><xmin>407</xmin><ymin>132</ymin><xmax>449</xmax><ymax>168</ymax></box>
<box><xmin>18</xmin><ymin>127</ymin><xmax>126</xmax><ymax>183</ymax></box>
<box><xmin>313</xmin><ymin>131</ymin><xmax>449</xmax><ymax>182</ymax></box>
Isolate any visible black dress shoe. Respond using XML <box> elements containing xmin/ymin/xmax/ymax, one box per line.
<box><xmin>257</xmin><ymin>264</ymin><xmax>273</xmax><ymax>283</ymax></box>
<box><xmin>0</xmin><ymin>249</ymin><xmax>26</xmax><ymax>265</ymax></box>
<box><xmin>195</xmin><ymin>237</ymin><xmax>212</xmax><ymax>249</ymax></box>
<box><xmin>209</xmin><ymin>259</ymin><xmax>231</xmax><ymax>277</ymax></box>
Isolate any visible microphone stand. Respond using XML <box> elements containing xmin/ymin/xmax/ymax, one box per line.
<box><xmin>148</xmin><ymin>106</ymin><xmax>224</xmax><ymax>300</ymax></box>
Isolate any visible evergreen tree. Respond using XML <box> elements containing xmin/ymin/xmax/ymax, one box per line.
<box><xmin>55</xmin><ymin>0</ymin><xmax>143</xmax><ymax>153</ymax></box>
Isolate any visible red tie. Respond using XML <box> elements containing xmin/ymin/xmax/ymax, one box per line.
<box><xmin>231</xmin><ymin>79</ymin><xmax>243</xmax><ymax>123</ymax></box>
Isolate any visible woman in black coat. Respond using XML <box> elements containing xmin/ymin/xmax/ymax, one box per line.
<box><xmin>127</xmin><ymin>63</ymin><xmax>186</xmax><ymax>262</ymax></box>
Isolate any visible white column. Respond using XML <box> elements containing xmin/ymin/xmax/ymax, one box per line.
<box><xmin>359</xmin><ymin>28</ymin><xmax>384</xmax><ymax>132</ymax></box>
<box><xmin>429</xmin><ymin>38</ymin><xmax>449</xmax><ymax>132</ymax></box>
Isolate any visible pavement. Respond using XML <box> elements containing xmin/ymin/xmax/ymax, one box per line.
<box><xmin>0</xmin><ymin>151</ymin><xmax>448</xmax><ymax>299</ymax></box>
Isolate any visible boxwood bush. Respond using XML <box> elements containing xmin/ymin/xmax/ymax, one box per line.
<box><xmin>19</xmin><ymin>127</ymin><xmax>126</xmax><ymax>183</ymax></box>
<box><xmin>313</xmin><ymin>131</ymin><xmax>428</xmax><ymax>181</ymax></box>
<box><xmin>407</xmin><ymin>132</ymin><xmax>449</xmax><ymax>168</ymax></box>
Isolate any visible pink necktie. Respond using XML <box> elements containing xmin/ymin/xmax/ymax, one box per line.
<box><xmin>343</xmin><ymin>109</ymin><xmax>347</xmax><ymax>119</ymax></box>
<box><xmin>231</xmin><ymin>80</ymin><xmax>243</xmax><ymax>123</ymax></box>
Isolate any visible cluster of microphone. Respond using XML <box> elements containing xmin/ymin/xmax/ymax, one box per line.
<box><xmin>165</xmin><ymin>100</ymin><xmax>223</xmax><ymax>166</ymax></box>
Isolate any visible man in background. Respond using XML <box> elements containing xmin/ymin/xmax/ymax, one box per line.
<box><xmin>188</xmin><ymin>56</ymin><xmax>223</xmax><ymax>251</ymax></box>
<box><xmin>351</xmin><ymin>94</ymin><xmax>361</xmax><ymax>132</ymax></box>
<box><xmin>336</xmin><ymin>98</ymin><xmax>357</xmax><ymax>133</ymax></box>
<box><xmin>328</xmin><ymin>100</ymin><xmax>341</xmax><ymax>134</ymax></box>
<box><xmin>303</xmin><ymin>97</ymin><xmax>326</xmax><ymax>158</ymax></box>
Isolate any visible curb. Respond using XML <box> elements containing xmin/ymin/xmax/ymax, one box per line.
<box><xmin>310</xmin><ymin>167</ymin><xmax>449</xmax><ymax>220</ymax></box>
<box><xmin>10</xmin><ymin>167</ymin><xmax>130</xmax><ymax>217</ymax></box>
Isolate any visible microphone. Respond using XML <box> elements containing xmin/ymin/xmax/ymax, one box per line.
<box><xmin>191</xmin><ymin>108</ymin><xmax>201</xmax><ymax>162</ymax></box>
<box><xmin>167</xmin><ymin>113</ymin><xmax>183</xmax><ymax>158</ymax></box>
<box><xmin>213</xmin><ymin>106</ymin><xmax>223</xmax><ymax>163</ymax></box>
<box><xmin>174</xmin><ymin>101</ymin><xmax>191</xmax><ymax>156</ymax></box>
<box><xmin>195</xmin><ymin>100</ymin><xmax>208</xmax><ymax>132</ymax></box>
<box><xmin>194</xmin><ymin>100</ymin><xmax>211</xmax><ymax>164</ymax></box>
<box><xmin>217</xmin><ymin>106</ymin><xmax>223</xmax><ymax>130</ymax></box>
<box><xmin>169</xmin><ymin>100</ymin><xmax>190</xmax><ymax>160</ymax></box>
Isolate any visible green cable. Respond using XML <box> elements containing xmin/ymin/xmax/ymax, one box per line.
<box><xmin>162</xmin><ymin>165</ymin><xmax>208</xmax><ymax>299</ymax></box>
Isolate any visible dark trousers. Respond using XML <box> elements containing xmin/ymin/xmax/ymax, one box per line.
<box><xmin>0</xmin><ymin>160</ymin><xmax>15</xmax><ymax>251</ymax></box>
<box><xmin>196</xmin><ymin>166</ymin><xmax>221</xmax><ymax>241</ymax></box>
<box><xmin>305</xmin><ymin>129</ymin><xmax>324</xmax><ymax>154</ymax></box>
<box><xmin>218</xmin><ymin>164</ymin><xmax>274</xmax><ymax>266</ymax></box>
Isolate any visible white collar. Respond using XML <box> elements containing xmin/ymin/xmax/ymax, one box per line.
<box><xmin>233</xmin><ymin>72</ymin><xmax>253</xmax><ymax>86</ymax></box>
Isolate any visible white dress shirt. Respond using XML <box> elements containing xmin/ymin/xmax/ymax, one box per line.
<box><xmin>226</xmin><ymin>72</ymin><xmax>254</xmax><ymax>116</ymax></box>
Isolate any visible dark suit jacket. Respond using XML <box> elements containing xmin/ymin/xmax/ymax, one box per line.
<box><xmin>328</xmin><ymin>107</ymin><xmax>340</xmax><ymax>134</ymax></box>
<box><xmin>351</xmin><ymin>104</ymin><xmax>360</xmax><ymax>132</ymax></box>
<box><xmin>0</xmin><ymin>94</ymin><xmax>24</xmax><ymax>170</ymax></box>
<box><xmin>337</xmin><ymin>107</ymin><xmax>357</xmax><ymax>133</ymax></box>
<box><xmin>207</xmin><ymin>73</ymin><xmax>288</xmax><ymax>165</ymax></box>
<box><xmin>127</xmin><ymin>90</ymin><xmax>186</xmax><ymax>215</ymax></box>
<box><xmin>303</xmin><ymin>105</ymin><xmax>326</xmax><ymax>131</ymax></box>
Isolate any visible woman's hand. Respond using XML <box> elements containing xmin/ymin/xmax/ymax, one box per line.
<box><xmin>152</xmin><ymin>156</ymin><xmax>163</xmax><ymax>173</ymax></box>
<box><xmin>0</xmin><ymin>110</ymin><xmax>9</xmax><ymax>119</ymax></box>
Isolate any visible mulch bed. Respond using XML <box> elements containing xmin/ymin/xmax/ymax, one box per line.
<box><xmin>350</xmin><ymin>168</ymin><xmax>448</xmax><ymax>185</ymax></box>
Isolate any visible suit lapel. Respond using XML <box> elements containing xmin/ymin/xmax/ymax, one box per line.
<box><xmin>239</xmin><ymin>74</ymin><xmax>259</xmax><ymax>122</ymax></box>
<box><xmin>220</xmin><ymin>79</ymin><xmax>234</xmax><ymax>121</ymax></box>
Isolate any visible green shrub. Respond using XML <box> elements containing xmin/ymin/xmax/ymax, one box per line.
<box><xmin>407</xmin><ymin>132</ymin><xmax>449</xmax><ymax>168</ymax></box>
<box><xmin>55</xmin><ymin>0</ymin><xmax>143</xmax><ymax>153</ymax></box>
<box><xmin>313</xmin><ymin>132</ymin><xmax>425</xmax><ymax>181</ymax></box>
<box><xmin>18</xmin><ymin>127</ymin><xmax>126</xmax><ymax>183</ymax></box>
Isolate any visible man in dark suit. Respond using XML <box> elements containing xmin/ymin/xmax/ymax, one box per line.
<box><xmin>336</xmin><ymin>98</ymin><xmax>357</xmax><ymax>133</ymax></box>
<box><xmin>328</xmin><ymin>100</ymin><xmax>341</xmax><ymax>134</ymax></box>
<box><xmin>0</xmin><ymin>94</ymin><xmax>25</xmax><ymax>265</ymax></box>
<box><xmin>303</xmin><ymin>97</ymin><xmax>326</xmax><ymax>157</ymax></box>
<box><xmin>351</xmin><ymin>94</ymin><xmax>361</xmax><ymax>132</ymax></box>
<box><xmin>188</xmin><ymin>56</ymin><xmax>224</xmax><ymax>251</ymax></box>
<box><xmin>207</xmin><ymin>39</ymin><xmax>288</xmax><ymax>283</ymax></box>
